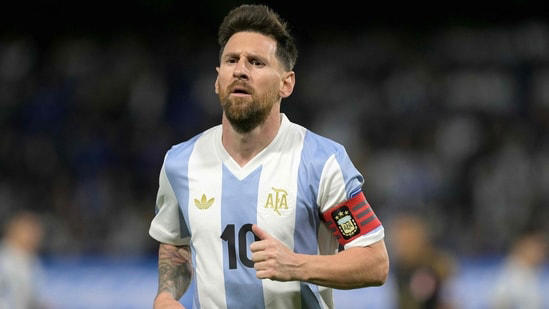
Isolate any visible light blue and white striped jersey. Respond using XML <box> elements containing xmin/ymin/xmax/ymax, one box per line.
<box><xmin>149</xmin><ymin>114</ymin><xmax>384</xmax><ymax>309</ymax></box>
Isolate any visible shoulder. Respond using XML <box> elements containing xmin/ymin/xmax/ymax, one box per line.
<box><xmin>281</xmin><ymin>114</ymin><xmax>346</xmax><ymax>157</ymax></box>
<box><xmin>305</xmin><ymin>128</ymin><xmax>345</xmax><ymax>153</ymax></box>
<box><xmin>296</xmin><ymin>124</ymin><xmax>348</xmax><ymax>163</ymax></box>
<box><xmin>165</xmin><ymin>125</ymin><xmax>220</xmax><ymax>164</ymax></box>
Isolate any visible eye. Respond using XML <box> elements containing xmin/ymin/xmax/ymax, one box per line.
<box><xmin>225</xmin><ymin>57</ymin><xmax>238</xmax><ymax>64</ymax></box>
<box><xmin>250</xmin><ymin>59</ymin><xmax>264</xmax><ymax>67</ymax></box>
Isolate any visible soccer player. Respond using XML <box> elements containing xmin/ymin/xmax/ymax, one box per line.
<box><xmin>149</xmin><ymin>4</ymin><xmax>389</xmax><ymax>309</ymax></box>
<box><xmin>0</xmin><ymin>211</ymin><xmax>45</xmax><ymax>309</ymax></box>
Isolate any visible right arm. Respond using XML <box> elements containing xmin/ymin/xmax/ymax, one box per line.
<box><xmin>154</xmin><ymin>243</ymin><xmax>193</xmax><ymax>309</ymax></box>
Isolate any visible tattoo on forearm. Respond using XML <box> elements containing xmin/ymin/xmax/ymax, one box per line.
<box><xmin>157</xmin><ymin>244</ymin><xmax>192</xmax><ymax>299</ymax></box>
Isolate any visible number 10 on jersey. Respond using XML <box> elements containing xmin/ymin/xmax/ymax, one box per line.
<box><xmin>220</xmin><ymin>223</ymin><xmax>259</xmax><ymax>269</ymax></box>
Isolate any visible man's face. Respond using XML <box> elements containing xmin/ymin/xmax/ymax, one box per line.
<box><xmin>216</xmin><ymin>31</ymin><xmax>286</xmax><ymax>133</ymax></box>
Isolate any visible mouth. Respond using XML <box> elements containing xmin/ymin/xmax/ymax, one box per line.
<box><xmin>230</xmin><ymin>85</ymin><xmax>252</xmax><ymax>97</ymax></box>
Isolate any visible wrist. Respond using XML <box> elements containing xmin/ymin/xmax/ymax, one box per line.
<box><xmin>294</xmin><ymin>253</ymin><xmax>311</xmax><ymax>282</ymax></box>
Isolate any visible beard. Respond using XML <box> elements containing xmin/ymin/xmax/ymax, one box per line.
<box><xmin>219</xmin><ymin>82</ymin><xmax>280</xmax><ymax>133</ymax></box>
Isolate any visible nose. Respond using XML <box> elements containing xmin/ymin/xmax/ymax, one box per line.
<box><xmin>233</xmin><ymin>58</ymin><xmax>249</xmax><ymax>80</ymax></box>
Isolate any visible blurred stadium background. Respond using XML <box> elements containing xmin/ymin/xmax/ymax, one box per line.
<box><xmin>1</xmin><ymin>1</ymin><xmax>548</xmax><ymax>308</ymax></box>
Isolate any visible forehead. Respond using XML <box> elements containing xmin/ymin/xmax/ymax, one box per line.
<box><xmin>223</xmin><ymin>31</ymin><xmax>278</xmax><ymax>59</ymax></box>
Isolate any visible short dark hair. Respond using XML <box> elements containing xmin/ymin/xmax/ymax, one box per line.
<box><xmin>218</xmin><ymin>4</ymin><xmax>297</xmax><ymax>71</ymax></box>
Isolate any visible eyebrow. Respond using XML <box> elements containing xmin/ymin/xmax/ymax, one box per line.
<box><xmin>223</xmin><ymin>52</ymin><xmax>269</xmax><ymax>64</ymax></box>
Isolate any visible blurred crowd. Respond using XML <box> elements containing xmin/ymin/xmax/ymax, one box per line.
<box><xmin>299</xmin><ymin>22</ymin><xmax>549</xmax><ymax>256</ymax></box>
<box><xmin>0</xmin><ymin>18</ymin><xmax>548</xmax><ymax>262</ymax></box>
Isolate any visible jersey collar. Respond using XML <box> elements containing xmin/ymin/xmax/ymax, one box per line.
<box><xmin>215</xmin><ymin>113</ymin><xmax>291</xmax><ymax>180</ymax></box>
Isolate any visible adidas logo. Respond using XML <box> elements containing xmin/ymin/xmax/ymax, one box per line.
<box><xmin>194</xmin><ymin>194</ymin><xmax>214</xmax><ymax>209</ymax></box>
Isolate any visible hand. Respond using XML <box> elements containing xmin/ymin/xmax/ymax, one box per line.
<box><xmin>153</xmin><ymin>292</ymin><xmax>186</xmax><ymax>309</ymax></box>
<box><xmin>250</xmin><ymin>224</ymin><xmax>303</xmax><ymax>281</ymax></box>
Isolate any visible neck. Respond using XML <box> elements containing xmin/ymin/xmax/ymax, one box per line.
<box><xmin>222</xmin><ymin>105</ymin><xmax>281</xmax><ymax>167</ymax></box>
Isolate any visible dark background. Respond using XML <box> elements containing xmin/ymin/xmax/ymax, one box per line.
<box><xmin>1</xmin><ymin>0</ymin><xmax>548</xmax><ymax>256</ymax></box>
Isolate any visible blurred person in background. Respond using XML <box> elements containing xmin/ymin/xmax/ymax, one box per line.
<box><xmin>0</xmin><ymin>211</ymin><xmax>45</xmax><ymax>309</ymax></box>
<box><xmin>149</xmin><ymin>4</ymin><xmax>389</xmax><ymax>309</ymax></box>
<box><xmin>389</xmin><ymin>214</ymin><xmax>456</xmax><ymax>309</ymax></box>
<box><xmin>490</xmin><ymin>228</ymin><xmax>547</xmax><ymax>309</ymax></box>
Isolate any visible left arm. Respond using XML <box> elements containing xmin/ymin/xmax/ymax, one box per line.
<box><xmin>251</xmin><ymin>224</ymin><xmax>389</xmax><ymax>289</ymax></box>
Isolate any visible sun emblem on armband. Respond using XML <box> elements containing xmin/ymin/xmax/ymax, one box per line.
<box><xmin>332</xmin><ymin>206</ymin><xmax>360</xmax><ymax>239</ymax></box>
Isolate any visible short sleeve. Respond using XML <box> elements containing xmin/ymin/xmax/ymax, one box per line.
<box><xmin>317</xmin><ymin>147</ymin><xmax>364</xmax><ymax>213</ymax></box>
<box><xmin>318</xmin><ymin>148</ymin><xmax>384</xmax><ymax>249</ymax></box>
<box><xmin>149</xmin><ymin>161</ymin><xmax>190</xmax><ymax>246</ymax></box>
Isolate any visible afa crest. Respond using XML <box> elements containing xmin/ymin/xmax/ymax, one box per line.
<box><xmin>332</xmin><ymin>206</ymin><xmax>360</xmax><ymax>239</ymax></box>
<box><xmin>265</xmin><ymin>187</ymin><xmax>288</xmax><ymax>215</ymax></box>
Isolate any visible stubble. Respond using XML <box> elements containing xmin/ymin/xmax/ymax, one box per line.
<box><xmin>219</xmin><ymin>83</ymin><xmax>280</xmax><ymax>133</ymax></box>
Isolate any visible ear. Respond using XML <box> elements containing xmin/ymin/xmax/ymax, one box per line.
<box><xmin>214</xmin><ymin>67</ymin><xmax>220</xmax><ymax>94</ymax></box>
<box><xmin>279</xmin><ymin>71</ymin><xmax>295</xmax><ymax>98</ymax></box>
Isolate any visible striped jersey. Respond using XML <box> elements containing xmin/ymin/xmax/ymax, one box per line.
<box><xmin>149</xmin><ymin>114</ymin><xmax>384</xmax><ymax>309</ymax></box>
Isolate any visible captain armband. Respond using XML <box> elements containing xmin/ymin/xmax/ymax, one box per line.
<box><xmin>321</xmin><ymin>192</ymin><xmax>381</xmax><ymax>246</ymax></box>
